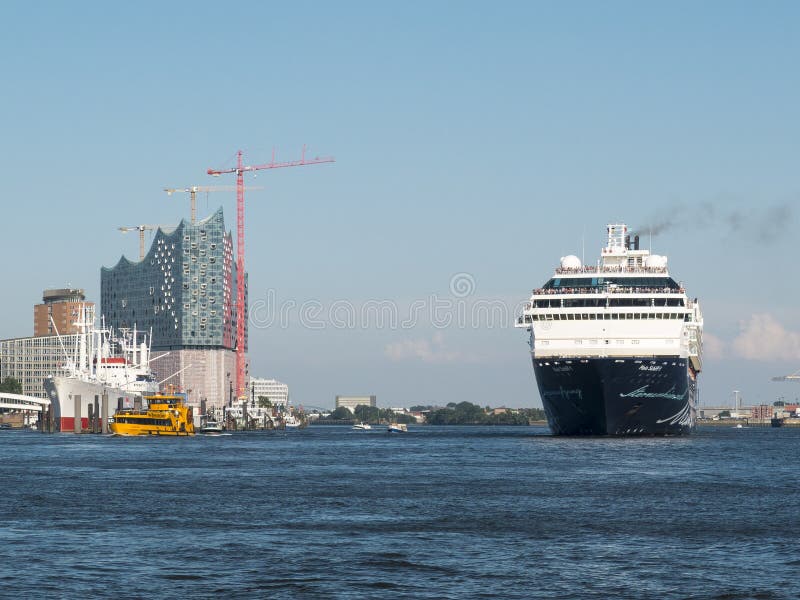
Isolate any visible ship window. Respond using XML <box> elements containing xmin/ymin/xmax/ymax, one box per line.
<box><xmin>567</xmin><ymin>314</ymin><xmax>574</xmax><ymax>320</ymax></box>
<box><xmin>582</xmin><ymin>314</ymin><xmax>589</xmax><ymax>320</ymax></box>
<box><xmin>589</xmin><ymin>313</ymin><xmax>596</xmax><ymax>320</ymax></box>
<box><xmin>627</xmin><ymin>313</ymin><xmax>633</xmax><ymax>319</ymax></box>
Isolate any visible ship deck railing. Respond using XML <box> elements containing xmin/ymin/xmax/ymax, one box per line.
<box><xmin>554</xmin><ymin>266</ymin><xmax>668</xmax><ymax>275</ymax></box>
<box><xmin>532</xmin><ymin>286</ymin><xmax>686</xmax><ymax>296</ymax></box>
<box><xmin>115</xmin><ymin>407</ymin><xmax>174</xmax><ymax>416</ymax></box>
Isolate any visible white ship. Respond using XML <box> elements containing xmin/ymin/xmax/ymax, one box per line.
<box><xmin>516</xmin><ymin>223</ymin><xmax>703</xmax><ymax>435</ymax></box>
<box><xmin>43</xmin><ymin>306</ymin><xmax>159</xmax><ymax>432</ymax></box>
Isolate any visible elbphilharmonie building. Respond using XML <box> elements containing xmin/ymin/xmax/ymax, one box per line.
<box><xmin>101</xmin><ymin>208</ymin><xmax>248</xmax><ymax>407</ymax></box>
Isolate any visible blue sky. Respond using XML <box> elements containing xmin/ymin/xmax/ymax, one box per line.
<box><xmin>1</xmin><ymin>1</ymin><xmax>799</xmax><ymax>408</ymax></box>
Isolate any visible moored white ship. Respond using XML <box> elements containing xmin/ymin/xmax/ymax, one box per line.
<box><xmin>43</xmin><ymin>307</ymin><xmax>159</xmax><ymax>432</ymax></box>
<box><xmin>516</xmin><ymin>223</ymin><xmax>703</xmax><ymax>435</ymax></box>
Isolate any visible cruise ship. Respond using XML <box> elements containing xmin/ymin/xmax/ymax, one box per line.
<box><xmin>44</xmin><ymin>307</ymin><xmax>159</xmax><ymax>432</ymax></box>
<box><xmin>516</xmin><ymin>223</ymin><xmax>703</xmax><ymax>435</ymax></box>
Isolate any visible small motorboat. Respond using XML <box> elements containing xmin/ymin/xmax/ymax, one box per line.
<box><xmin>283</xmin><ymin>414</ymin><xmax>306</xmax><ymax>428</ymax></box>
<box><xmin>199</xmin><ymin>420</ymin><xmax>223</xmax><ymax>435</ymax></box>
<box><xmin>352</xmin><ymin>422</ymin><xmax>372</xmax><ymax>430</ymax></box>
<box><xmin>387</xmin><ymin>423</ymin><xmax>408</xmax><ymax>433</ymax></box>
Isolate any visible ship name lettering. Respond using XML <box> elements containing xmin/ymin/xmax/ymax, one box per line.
<box><xmin>619</xmin><ymin>385</ymin><xmax>686</xmax><ymax>401</ymax></box>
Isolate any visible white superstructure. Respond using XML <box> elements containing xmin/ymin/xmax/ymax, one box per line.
<box><xmin>516</xmin><ymin>223</ymin><xmax>703</xmax><ymax>372</ymax></box>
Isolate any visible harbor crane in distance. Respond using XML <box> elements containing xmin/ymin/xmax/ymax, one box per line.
<box><xmin>163</xmin><ymin>185</ymin><xmax>263</xmax><ymax>224</ymax></box>
<box><xmin>118</xmin><ymin>225</ymin><xmax>171</xmax><ymax>260</ymax></box>
<box><xmin>207</xmin><ymin>146</ymin><xmax>334</xmax><ymax>398</ymax></box>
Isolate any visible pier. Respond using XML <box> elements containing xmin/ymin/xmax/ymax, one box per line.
<box><xmin>0</xmin><ymin>392</ymin><xmax>51</xmax><ymax>431</ymax></box>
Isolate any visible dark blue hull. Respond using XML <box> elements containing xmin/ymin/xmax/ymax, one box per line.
<box><xmin>533</xmin><ymin>357</ymin><xmax>697</xmax><ymax>435</ymax></box>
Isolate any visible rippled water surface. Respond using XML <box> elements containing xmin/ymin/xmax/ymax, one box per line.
<box><xmin>1</xmin><ymin>425</ymin><xmax>798</xmax><ymax>599</ymax></box>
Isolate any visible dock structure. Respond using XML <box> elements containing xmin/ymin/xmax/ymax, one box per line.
<box><xmin>0</xmin><ymin>392</ymin><xmax>52</xmax><ymax>431</ymax></box>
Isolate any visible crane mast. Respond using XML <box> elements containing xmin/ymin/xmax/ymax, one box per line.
<box><xmin>164</xmin><ymin>185</ymin><xmax>262</xmax><ymax>224</ymax></box>
<box><xmin>207</xmin><ymin>148</ymin><xmax>334</xmax><ymax>397</ymax></box>
<box><xmin>119</xmin><ymin>225</ymin><xmax>165</xmax><ymax>260</ymax></box>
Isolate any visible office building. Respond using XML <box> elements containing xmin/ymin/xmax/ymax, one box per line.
<box><xmin>335</xmin><ymin>395</ymin><xmax>377</xmax><ymax>412</ymax></box>
<box><xmin>249</xmin><ymin>378</ymin><xmax>290</xmax><ymax>408</ymax></box>
<box><xmin>34</xmin><ymin>288</ymin><xmax>94</xmax><ymax>337</ymax></box>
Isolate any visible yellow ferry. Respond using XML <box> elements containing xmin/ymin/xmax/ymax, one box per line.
<box><xmin>110</xmin><ymin>393</ymin><xmax>195</xmax><ymax>436</ymax></box>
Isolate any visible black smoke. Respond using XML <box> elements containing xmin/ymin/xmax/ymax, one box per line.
<box><xmin>637</xmin><ymin>201</ymin><xmax>795</xmax><ymax>244</ymax></box>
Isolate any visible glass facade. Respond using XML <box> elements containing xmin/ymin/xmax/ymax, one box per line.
<box><xmin>101</xmin><ymin>208</ymin><xmax>247</xmax><ymax>351</ymax></box>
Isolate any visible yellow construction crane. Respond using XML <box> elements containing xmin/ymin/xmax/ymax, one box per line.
<box><xmin>163</xmin><ymin>185</ymin><xmax>262</xmax><ymax>224</ymax></box>
<box><xmin>118</xmin><ymin>225</ymin><xmax>169</xmax><ymax>260</ymax></box>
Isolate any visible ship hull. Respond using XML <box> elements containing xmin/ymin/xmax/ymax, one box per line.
<box><xmin>44</xmin><ymin>376</ymin><xmax>158</xmax><ymax>433</ymax></box>
<box><xmin>532</xmin><ymin>357</ymin><xmax>697</xmax><ymax>435</ymax></box>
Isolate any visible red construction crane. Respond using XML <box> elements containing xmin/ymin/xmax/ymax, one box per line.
<box><xmin>208</xmin><ymin>147</ymin><xmax>334</xmax><ymax>397</ymax></box>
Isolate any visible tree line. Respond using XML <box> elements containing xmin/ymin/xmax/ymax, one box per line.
<box><xmin>327</xmin><ymin>405</ymin><xmax>416</xmax><ymax>424</ymax></box>
<box><xmin>0</xmin><ymin>377</ymin><xmax>22</xmax><ymax>394</ymax></box>
<box><xmin>325</xmin><ymin>401</ymin><xmax>546</xmax><ymax>425</ymax></box>
<box><xmin>422</xmin><ymin>402</ymin><xmax>545</xmax><ymax>425</ymax></box>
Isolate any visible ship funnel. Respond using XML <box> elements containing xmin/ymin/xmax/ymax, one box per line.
<box><xmin>625</xmin><ymin>234</ymin><xmax>630</xmax><ymax>249</ymax></box>
<box><xmin>634</xmin><ymin>234</ymin><xmax>640</xmax><ymax>250</ymax></box>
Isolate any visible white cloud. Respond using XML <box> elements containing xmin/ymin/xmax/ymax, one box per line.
<box><xmin>702</xmin><ymin>332</ymin><xmax>726</xmax><ymax>360</ymax></box>
<box><xmin>384</xmin><ymin>332</ymin><xmax>467</xmax><ymax>364</ymax></box>
<box><xmin>731</xmin><ymin>313</ymin><xmax>800</xmax><ymax>361</ymax></box>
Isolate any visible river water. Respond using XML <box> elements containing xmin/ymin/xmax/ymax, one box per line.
<box><xmin>0</xmin><ymin>425</ymin><xmax>798</xmax><ymax>599</ymax></box>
